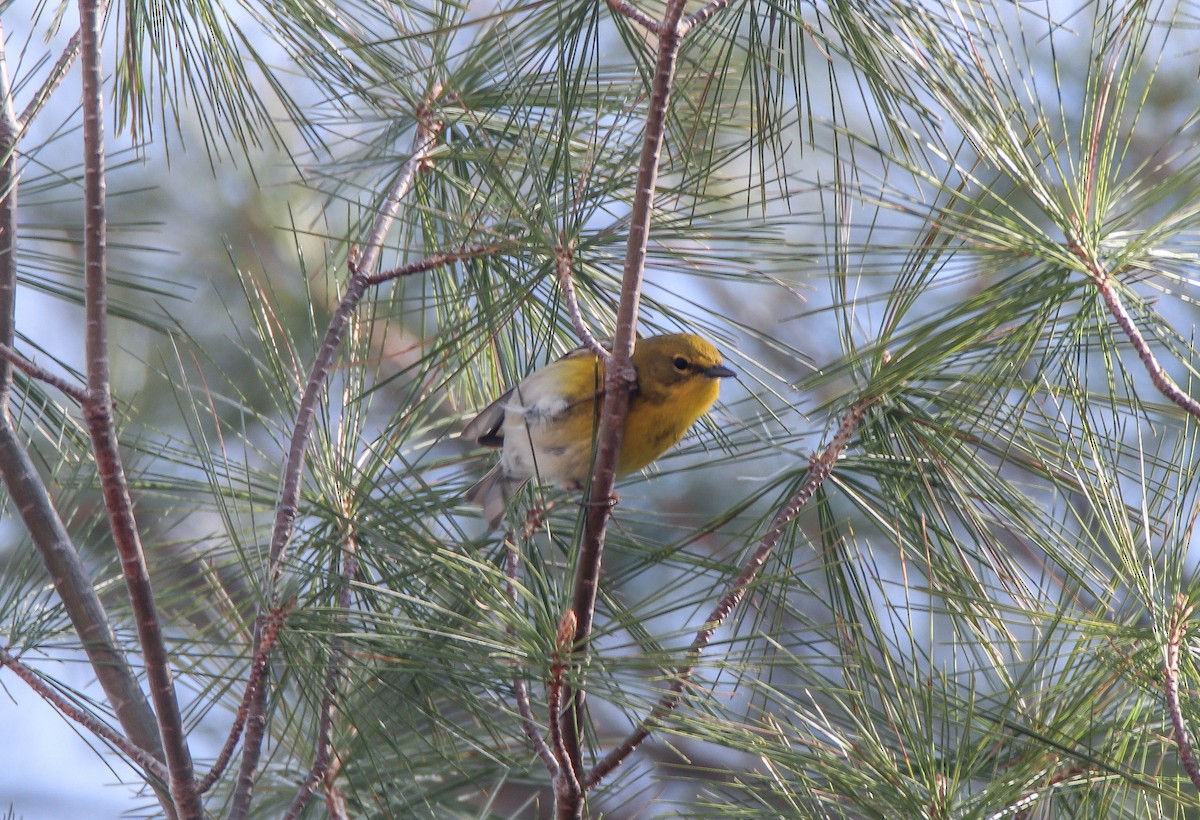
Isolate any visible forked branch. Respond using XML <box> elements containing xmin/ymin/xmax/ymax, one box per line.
<box><xmin>232</xmin><ymin>106</ymin><xmax>445</xmax><ymax>818</ymax></box>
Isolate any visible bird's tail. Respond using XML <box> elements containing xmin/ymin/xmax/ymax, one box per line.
<box><xmin>465</xmin><ymin>465</ymin><xmax>527</xmax><ymax>530</ymax></box>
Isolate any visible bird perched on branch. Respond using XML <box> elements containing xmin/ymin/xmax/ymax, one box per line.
<box><xmin>463</xmin><ymin>332</ymin><xmax>735</xmax><ymax>529</ymax></box>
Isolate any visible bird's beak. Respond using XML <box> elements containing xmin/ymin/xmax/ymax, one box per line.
<box><xmin>705</xmin><ymin>364</ymin><xmax>736</xmax><ymax>379</ymax></box>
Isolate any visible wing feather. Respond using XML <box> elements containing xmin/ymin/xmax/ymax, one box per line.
<box><xmin>460</xmin><ymin>387</ymin><xmax>513</xmax><ymax>448</ymax></box>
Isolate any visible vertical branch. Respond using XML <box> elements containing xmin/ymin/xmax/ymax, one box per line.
<box><xmin>0</xmin><ymin>23</ymin><xmax>15</xmax><ymax>403</ymax></box>
<box><xmin>231</xmin><ymin>100</ymin><xmax>444</xmax><ymax>818</ymax></box>
<box><xmin>562</xmin><ymin>0</ymin><xmax>692</xmax><ymax>802</ymax></box>
<box><xmin>0</xmin><ymin>19</ymin><xmax>177</xmax><ymax>820</ymax></box>
<box><xmin>76</xmin><ymin>0</ymin><xmax>202</xmax><ymax>814</ymax></box>
<box><xmin>282</xmin><ymin>520</ymin><xmax>359</xmax><ymax>820</ymax></box>
<box><xmin>550</xmin><ymin>610</ymin><xmax>583</xmax><ymax>806</ymax></box>
<box><xmin>506</xmin><ymin>530</ymin><xmax>560</xmax><ymax>778</ymax></box>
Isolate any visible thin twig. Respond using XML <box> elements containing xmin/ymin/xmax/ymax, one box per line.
<box><xmin>14</xmin><ymin>0</ymin><xmax>116</xmax><ymax>132</ymax></box>
<box><xmin>563</xmin><ymin>0</ymin><xmax>694</xmax><ymax>798</ymax></box>
<box><xmin>17</xmin><ymin>22</ymin><xmax>85</xmax><ymax>130</ymax></box>
<box><xmin>0</xmin><ymin>343</ymin><xmax>88</xmax><ymax>402</ymax></box>
<box><xmin>587</xmin><ymin>397</ymin><xmax>876</xmax><ymax>788</ymax></box>
<box><xmin>1165</xmin><ymin>594</ymin><xmax>1200</xmax><ymax>792</ymax></box>
<box><xmin>555</xmin><ymin>239</ymin><xmax>610</xmax><ymax>360</ymax></box>
<box><xmin>77</xmin><ymin>0</ymin><xmax>200</xmax><ymax>812</ymax></box>
<box><xmin>364</xmin><ymin>243</ymin><xmax>506</xmax><ymax>287</ymax></box>
<box><xmin>282</xmin><ymin>516</ymin><xmax>360</xmax><ymax>819</ymax></box>
<box><xmin>550</xmin><ymin>610</ymin><xmax>582</xmax><ymax>806</ymax></box>
<box><xmin>678</xmin><ymin>0</ymin><xmax>741</xmax><ymax>38</ymax></box>
<box><xmin>1069</xmin><ymin>236</ymin><xmax>1200</xmax><ymax>421</ymax></box>
<box><xmin>605</xmin><ymin>0</ymin><xmax>663</xmax><ymax>33</ymax></box>
<box><xmin>0</xmin><ymin>648</ymin><xmax>169</xmax><ymax>783</ymax></box>
<box><xmin>506</xmin><ymin>530</ymin><xmax>560</xmax><ymax>776</ymax></box>
<box><xmin>358</xmin><ymin>83</ymin><xmax>445</xmax><ymax>275</ymax></box>
<box><xmin>196</xmin><ymin>604</ymin><xmax>290</xmax><ymax>793</ymax></box>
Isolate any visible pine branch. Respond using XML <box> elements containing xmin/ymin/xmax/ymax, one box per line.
<box><xmin>556</xmin><ymin>239</ymin><xmax>610</xmax><ymax>361</ymax></box>
<box><xmin>550</xmin><ymin>610</ymin><xmax>583</xmax><ymax>807</ymax></box>
<box><xmin>196</xmin><ymin>604</ymin><xmax>290</xmax><ymax>794</ymax></box>
<box><xmin>1165</xmin><ymin>595</ymin><xmax>1200</xmax><ymax>792</ymax></box>
<box><xmin>562</xmin><ymin>0</ymin><xmax>745</xmax><ymax>806</ymax></box>
<box><xmin>605</xmin><ymin>0</ymin><xmax>663</xmax><ymax>34</ymax></box>
<box><xmin>0</xmin><ymin>19</ymin><xmax>175</xmax><ymax>820</ymax></box>
<box><xmin>563</xmin><ymin>0</ymin><xmax>691</xmax><ymax>799</ymax></box>
<box><xmin>77</xmin><ymin>0</ymin><xmax>200</xmax><ymax>812</ymax></box>
<box><xmin>282</xmin><ymin>522</ymin><xmax>360</xmax><ymax>819</ymax></box>
<box><xmin>0</xmin><ymin>343</ymin><xmax>88</xmax><ymax>403</ymax></box>
<box><xmin>265</xmin><ymin>112</ymin><xmax>445</xmax><ymax>588</ymax></box>
<box><xmin>17</xmin><ymin>7</ymin><xmax>104</xmax><ymax>130</ymax></box>
<box><xmin>232</xmin><ymin>91</ymin><xmax>446</xmax><ymax>818</ymax></box>
<box><xmin>1070</xmin><ymin>233</ymin><xmax>1200</xmax><ymax>421</ymax></box>
<box><xmin>0</xmin><ymin>649</ymin><xmax>169</xmax><ymax>784</ymax></box>
<box><xmin>587</xmin><ymin>396</ymin><xmax>876</xmax><ymax>787</ymax></box>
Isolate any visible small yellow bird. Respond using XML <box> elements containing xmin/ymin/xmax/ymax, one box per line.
<box><xmin>463</xmin><ymin>333</ymin><xmax>735</xmax><ymax>529</ymax></box>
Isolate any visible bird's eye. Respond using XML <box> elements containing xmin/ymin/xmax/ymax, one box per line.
<box><xmin>672</xmin><ymin>356</ymin><xmax>689</xmax><ymax>372</ymax></box>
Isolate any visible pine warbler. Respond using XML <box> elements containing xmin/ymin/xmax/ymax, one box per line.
<box><xmin>463</xmin><ymin>333</ymin><xmax>735</xmax><ymax>528</ymax></box>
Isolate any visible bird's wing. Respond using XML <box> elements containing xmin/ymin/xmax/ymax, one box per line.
<box><xmin>460</xmin><ymin>387</ymin><xmax>513</xmax><ymax>448</ymax></box>
<box><xmin>461</xmin><ymin>344</ymin><xmax>610</xmax><ymax>448</ymax></box>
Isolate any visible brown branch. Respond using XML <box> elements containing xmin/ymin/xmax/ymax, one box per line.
<box><xmin>0</xmin><ymin>343</ymin><xmax>88</xmax><ymax>402</ymax></box>
<box><xmin>17</xmin><ymin>23</ymin><xmax>85</xmax><ymax>130</ymax></box>
<box><xmin>282</xmin><ymin>519</ymin><xmax>360</xmax><ymax>820</ymax></box>
<box><xmin>1070</xmin><ymin>237</ymin><xmax>1200</xmax><ymax>421</ymax></box>
<box><xmin>506</xmin><ymin>530</ymin><xmax>560</xmax><ymax>777</ymax></box>
<box><xmin>232</xmin><ymin>93</ymin><xmax>445</xmax><ymax>819</ymax></box>
<box><xmin>605</xmin><ymin>0</ymin><xmax>663</xmax><ymax>34</ymax></box>
<box><xmin>551</xmin><ymin>610</ymin><xmax>582</xmax><ymax>815</ymax></box>
<box><xmin>77</xmin><ymin>0</ymin><xmax>200</xmax><ymax>812</ymax></box>
<box><xmin>0</xmin><ymin>29</ymin><xmax>172</xmax><ymax>816</ymax></box>
<box><xmin>0</xmin><ymin>648</ymin><xmax>169</xmax><ymax>783</ymax></box>
<box><xmin>76</xmin><ymin>386</ymin><xmax>188</xmax><ymax>776</ymax></box>
<box><xmin>364</xmin><ymin>243</ymin><xmax>506</xmax><ymax>287</ymax></box>
<box><xmin>555</xmin><ymin>239</ymin><xmax>610</xmax><ymax>360</ymax></box>
<box><xmin>587</xmin><ymin>398</ymin><xmax>875</xmax><ymax>788</ymax></box>
<box><xmin>563</xmin><ymin>0</ymin><xmax>693</xmax><ymax>796</ymax></box>
<box><xmin>678</xmin><ymin>0</ymin><xmax>741</xmax><ymax>38</ymax></box>
<box><xmin>266</xmin><ymin>117</ymin><xmax>444</xmax><ymax>587</ymax></box>
<box><xmin>0</xmin><ymin>26</ymin><xmax>17</xmax><ymax>405</ymax></box>
<box><xmin>196</xmin><ymin>604</ymin><xmax>289</xmax><ymax>793</ymax></box>
<box><xmin>1165</xmin><ymin>594</ymin><xmax>1200</xmax><ymax>792</ymax></box>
